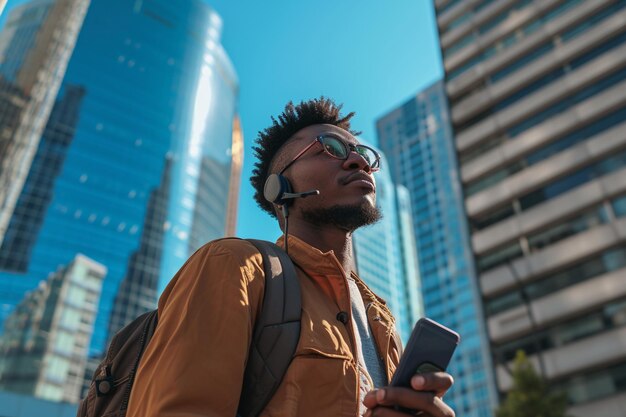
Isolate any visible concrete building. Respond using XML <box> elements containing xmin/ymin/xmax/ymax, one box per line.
<box><xmin>353</xmin><ymin>150</ymin><xmax>424</xmax><ymax>343</ymax></box>
<box><xmin>0</xmin><ymin>255</ymin><xmax>106</xmax><ymax>403</ymax></box>
<box><xmin>377</xmin><ymin>80</ymin><xmax>497</xmax><ymax>417</ymax></box>
<box><xmin>435</xmin><ymin>0</ymin><xmax>626</xmax><ymax>415</ymax></box>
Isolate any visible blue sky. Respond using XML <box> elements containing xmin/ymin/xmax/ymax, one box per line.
<box><xmin>208</xmin><ymin>0</ymin><xmax>443</xmax><ymax>240</ymax></box>
<box><xmin>1</xmin><ymin>0</ymin><xmax>443</xmax><ymax>241</ymax></box>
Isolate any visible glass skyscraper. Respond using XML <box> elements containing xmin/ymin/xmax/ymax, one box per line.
<box><xmin>353</xmin><ymin>150</ymin><xmax>424</xmax><ymax>343</ymax></box>
<box><xmin>0</xmin><ymin>0</ymin><xmax>241</xmax><ymax>403</ymax></box>
<box><xmin>0</xmin><ymin>0</ymin><xmax>89</xmax><ymax>246</ymax></box>
<box><xmin>377</xmin><ymin>80</ymin><xmax>498</xmax><ymax>417</ymax></box>
<box><xmin>435</xmin><ymin>0</ymin><xmax>626</xmax><ymax>415</ymax></box>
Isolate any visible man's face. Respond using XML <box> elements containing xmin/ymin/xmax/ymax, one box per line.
<box><xmin>272</xmin><ymin>124</ymin><xmax>382</xmax><ymax>231</ymax></box>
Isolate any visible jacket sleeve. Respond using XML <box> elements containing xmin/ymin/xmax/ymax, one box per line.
<box><xmin>126</xmin><ymin>239</ymin><xmax>266</xmax><ymax>417</ymax></box>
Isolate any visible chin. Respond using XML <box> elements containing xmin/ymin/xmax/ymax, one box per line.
<box><xmin>302</xmin><ymin>201</ymin><xmax>382</xmax><ymax>232</ymax></box>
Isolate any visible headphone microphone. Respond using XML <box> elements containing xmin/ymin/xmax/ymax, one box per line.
<box><xmin>264</xmin><ymin>173</ymin><xmax>320</xmax><ymax>254</ymax></box>
<box><xmin>263</xmin><ymin>174</ymin><xmax>319</xmax><ymax>207</ymax></box>
<box><xmin>281</xmin><ymin>189</ymin><xmax>320</xmax><ymax>200</ymax></box>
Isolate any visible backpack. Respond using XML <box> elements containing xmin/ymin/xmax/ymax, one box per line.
<box><xmin>77</xmin><ymin>239</ymin><xmax>301</xmax><ymax>417</ymax></box>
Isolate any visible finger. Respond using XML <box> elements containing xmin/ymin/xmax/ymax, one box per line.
<box><xmin>374</xmin><ymin>387</ymin><xmax>455</xmax><ymax>417</ymax></box>
<box><xmin>364</xmin><ymin>405</ymin><xmax>417</xmax><ymax>417</ymax></box>
<box><xmin>366</xmin><ymin>408</ymin><xmax>411</xmax><ymax>417</ymax></box>
<box><xmin>364</xmin><ymin>390</ymin><xmax>380</xmax><ymax>408</ymax></box>
<box><xmin>365</xmin><ymin>405</ymin><xmax>450</xmax><ymax>417</ymax></box>
<box><xmin>411</xmin><ymin>372</ymin><xmax>454</xmax><ymax>397</ymax></box>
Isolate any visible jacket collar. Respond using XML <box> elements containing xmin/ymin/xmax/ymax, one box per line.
<box><xmin>276</xmin><ymin>234</ymin><xmax>347</xmax><ymax>277</ymax></box>
<box><xmin>275</xmin><ymin>234</ymin><xmax>390</xmax><ymax>310</ymax></box>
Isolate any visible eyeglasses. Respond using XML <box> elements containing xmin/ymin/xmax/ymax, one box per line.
<box><xmin>279</xmin><ymin>134</ymin><xmax>381</xmax><ymax>175</ymax></box>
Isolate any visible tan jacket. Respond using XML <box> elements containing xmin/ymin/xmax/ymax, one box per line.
<box><xmin>127</xmin><ymin>235</ymin><xmax>402</xmax><ymax>417</ymax></box>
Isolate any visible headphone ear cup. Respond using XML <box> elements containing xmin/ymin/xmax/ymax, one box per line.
<box><xmin>264</xmin><ymin>174</ymin><xmax>293</xmax><ymax>205</ymax></box>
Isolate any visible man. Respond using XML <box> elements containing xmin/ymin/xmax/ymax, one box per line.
<box><xmin>127</xmin><ymin>98</ymin><xmax>455</xmax><ymax>417</ymax></box>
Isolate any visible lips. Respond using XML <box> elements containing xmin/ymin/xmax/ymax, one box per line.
<box><xmin>342</xmin><ymin>172</ymin><xmax>376</xmax><ymax>191</ymax></box>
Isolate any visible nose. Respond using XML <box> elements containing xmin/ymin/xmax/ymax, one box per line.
<box><xmin>342</xmin><ymin>150</ymin><xmax>372</xmax><ymax>173</ymax></box>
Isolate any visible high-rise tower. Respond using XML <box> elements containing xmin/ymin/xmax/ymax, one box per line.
<box><xmin>0</xmin><ymin>0</ymin><xmax>241</xmax><ymax>377</ymax></box>
<box><xmin>435</xmin><ymin>1</ymin><xmax>626</xmax><ymax>415</ymax></box>
<box><xmin>353</xmin><ymin>150</ymin><xmax>424</xmax><ymax>343</ymax></box>
<box><xmin>0</xmin><ymin>0</ymin><xmax>89</xmax><ymax>245</ymax></box>
<box><xmin>378</xmin><ymin>80</ymin><xmax>498</xmax><ymax>417</ymax></box>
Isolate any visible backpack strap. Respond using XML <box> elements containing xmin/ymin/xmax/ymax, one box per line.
<box><xmin>237</xmin><ymin>239</ymin><xmax>302</xmax><ymax>417</ymax></box>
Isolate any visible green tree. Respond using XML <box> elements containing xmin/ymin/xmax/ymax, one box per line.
<box><xmin>495</xmin><ymin>350</ymin><xmax>571</xmax><ymax>417</ymax></box>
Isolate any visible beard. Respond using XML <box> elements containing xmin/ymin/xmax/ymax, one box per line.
<box><xmin>301</xmin><ymin>202</ymin><xmax>382</xmax><ymax>232</ymax></box>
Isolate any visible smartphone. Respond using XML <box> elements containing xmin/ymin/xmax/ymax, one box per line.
<box><xmin>390</xmin><ymin>318</ymin><xmax>460</xmax><ymax>388</ymax></box>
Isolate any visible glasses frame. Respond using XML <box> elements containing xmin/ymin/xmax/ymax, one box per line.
<box><xmin>278</xmin><ymin>134</ymin><xmax>381</xmax><ymax>176</ymax></box>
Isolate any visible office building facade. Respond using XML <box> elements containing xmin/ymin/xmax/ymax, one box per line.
<box><xmin>0</xmin><ymin>254</ymin><xmax>106</xmax><ymax>403</ymax></box>
<box><xmin>353</xmin><ymin>151</ymin><xmax>424</xmax><ymax>343</ymax></box>
<box><xmin>0</xmin><ymin>0</ymin><xmax>89</xmax><ymax>244</ymax></box>
<box><xmin>377</xmin><ymin>80</ymin><xmax>498</xmax><ymax>417</ymax></box>
<box><xmin>435</xmin><ymin>0</ymin><xmax>626</xmax><ymax>415</ymax></box>
<box><xmin>0</xmin><ymin>0</ymin><xmax>240</xmax><ymax>377</ymax></box>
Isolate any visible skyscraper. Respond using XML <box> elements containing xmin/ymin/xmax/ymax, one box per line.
<box><xmin>435</xmin><ymin>0</ymin><xmax>626</xmax><ymax>415</ymax></box>
<box><xmin>0</xmin><ymin>0</ymin><xmax>240</xmax><ymax>380</ymax></box>
<box><xmin>353</xmin><ymin>150</ymin><xmax>423</xmax><ymax>343</ymax></box>
<box><xmin>0</xmin><ymin>0</ymin><xmax>90</xmax><ymax>244</ymax></box>
<box><xmin>0</xmin><ymin>84</ymin><xmax>86</xmax><ymax>272</ymax></box>
<box><xmin>0</xmin><ymin>254</ymin><xmax>106</xmax><ymax>403</ymax></box>
<box><xmin>106</xmin><ymin>157</ymin><xmax>171</xmax><ymax>341</ymax></box>
<box><xmin>377</xmin><ymin>80</ymin><xmax>497</xmax><ymax>417</ymax></box>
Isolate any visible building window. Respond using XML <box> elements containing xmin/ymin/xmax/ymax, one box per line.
<box><xmin>612</xmin><ymin>194</ymin><xmax>626</xmax><ymax>218</ymax></box>
<box><xmin>470</xmin><ymin>203</ymin><xmax>515</xmax><ymax>231</ymax></box>
<box><xmin>519</xmin><ymin>149</ymin><xmax>626</xmax><ymax>211</ymax></box>
<box><xmin>463</xmin><ymin>105</ymin><xmax>626</xmax><ymax>190</ymax></box>
<box><xmin>526</xmin><ymin>205</ymin><xmax>608</xmax><ymax>252</ymax></box>
<box><xmin>493</xmin><ymin>297</ymin><xmax>626</xmax><ymax>365</ymax></box>
<box><xmin>485</xmin><ymin>246</ymin><xmax>626</xmax><ymax>316</ymax></box>
<box><xmin>476</xmin><ymin>241</ymin><xmax>523</xmax><ymax>272</ymax></box>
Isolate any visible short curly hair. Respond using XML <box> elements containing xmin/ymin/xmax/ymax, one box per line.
<box><xmin>250</xmin><ymin>97</ymin><xmax>359</xmax><ymax>218</ymax></box>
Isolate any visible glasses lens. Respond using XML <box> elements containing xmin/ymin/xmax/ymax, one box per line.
<box><xmin>355</xmin><ymin>146</ymin><xmax>373</xmax><ymax>165</ymax></box>
<box><xmin>321</xmin><ymin>137</ymin><xmax>348</xmax><ymax>158</ymax></box>
<box><xmin>358</xmin><ymin>146</ymin><xmax>381</xmax><ymax>169</ymax></box>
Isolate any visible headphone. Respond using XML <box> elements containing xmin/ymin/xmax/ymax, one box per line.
<box><xmin>263</xmin><ymin>174</ymin><xmax>319</xmax><ymax>208</ymax></box>
<box><xmin>264</xmin><ymin>173</ymin><xmax>319</xmax><ymax>254</ymax></box>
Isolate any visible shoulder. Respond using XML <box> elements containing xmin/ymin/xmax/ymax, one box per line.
<box><xmin>190</xmin><ymin>238</ymin><xmax>266</xmax><ymax>277</ymax></box>
<box><xmin>158</xmin><ymin>238</ymin><xmax>268</xmax><ymax>309</ymax></box>
<box><xmin>197</xmin><ymin>237</ymin><xmax>262</xmax><ymax>257</ymax></box>
<box><xmin>190</xmin><ymin>237</ymin><xmax>263</xmax><ymax>260</ymax></box>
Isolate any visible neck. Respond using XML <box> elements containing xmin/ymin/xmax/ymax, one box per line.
<box><xmin>285</xmin><ymin>218</ymin><xmax>357</xmax><ymax>277</ymax></box>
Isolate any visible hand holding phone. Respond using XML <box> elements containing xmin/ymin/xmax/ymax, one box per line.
<box><xmin>390</xmin><ymin>318</ymin><xmax>460</xmax><ymax>388</ymax></box>
<box><xmin>364</xmin><ymin>318</ymin><xmax>459</xmax><ymax>413</ymax></box>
